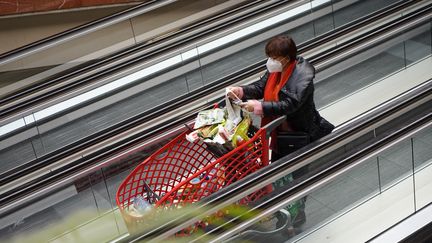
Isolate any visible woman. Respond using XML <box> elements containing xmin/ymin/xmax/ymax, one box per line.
<box><xmin>228</xmin><ymin>35</ymin><xmax>334</xmax><ymax>230</ymax></box>
<box><xmin>229</xmin><ymin>35</ymin><xmax>334</xmax><ymax>157</ymax></box>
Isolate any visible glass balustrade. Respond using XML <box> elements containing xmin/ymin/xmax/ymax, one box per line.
<box><xmin>1</xmin><ymin>2</ymin><xmax>430</xmax><ymax>242</ymax></box>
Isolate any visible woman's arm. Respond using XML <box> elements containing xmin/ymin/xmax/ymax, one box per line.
<box><xmin>241</xmin><ymin>71</ymin><xmax>269</xmax><ymax>100</ymax></box>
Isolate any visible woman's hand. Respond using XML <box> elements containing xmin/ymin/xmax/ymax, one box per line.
<box><xmin>226</xmin><ymin>87</ymin><xmax>243</xmax><ymax>100</ymax></box>
<box><xmin>241</xmin><ymin>100</ymin><xmax>263</xmax><ymax>115</ymax></box>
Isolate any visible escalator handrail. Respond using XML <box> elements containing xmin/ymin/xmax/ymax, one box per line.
<box><xmin>0</xmin><ymin>2</ymin><xmax>430</xmax><ymax>215</ymax></box>
<box><xmin>0</xmin><ymin>0</ymin><xmax>174</xmax><ymax>67</ymax></box>
<box><xmin>127</xmin><ymin>79</ymin><xmax>432</xmax><ymax>242</ymax></box>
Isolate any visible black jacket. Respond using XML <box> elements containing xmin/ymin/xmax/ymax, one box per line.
<box><xmin>242</xmin><ymin>56</ymin><xmax>334</xmax><ymax>141</ymax></box>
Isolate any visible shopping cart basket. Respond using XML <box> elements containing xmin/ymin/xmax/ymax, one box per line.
<box><xmin>116</xmin><ymin>116</ymin><xmax>286</xmax><ymax>233</ymax></box>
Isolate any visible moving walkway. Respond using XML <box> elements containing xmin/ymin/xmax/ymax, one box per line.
<box><xmin>0</xmin><ymin>0</ymin><xmax>424</xmax><ymax>187</ymax></box>
<box><xmin>0</xmin><ymin>0</ymin><xmax>431</xmax><ymax>242</ymax></box>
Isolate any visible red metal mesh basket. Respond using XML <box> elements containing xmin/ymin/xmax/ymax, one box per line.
<box><xmin>116</xmin><ymin>126</ymin><xmax>271</xmax><ymax>231</ymax></box>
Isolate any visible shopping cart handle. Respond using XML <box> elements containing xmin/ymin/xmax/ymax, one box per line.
<box><xmin>216</xmin><ymin>98</ymin><xmax>226</xmax><ymax>108</ymax></box>
<box><xmin>262</xmin><ymin>115</ymin><xmax>287</xmax><ymax>139</ymax></box>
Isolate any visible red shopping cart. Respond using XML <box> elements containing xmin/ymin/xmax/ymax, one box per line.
<box><xmin>116</xmin><ymin>115</ymin><xmax>285</xmax><ymax>233</ymax></box>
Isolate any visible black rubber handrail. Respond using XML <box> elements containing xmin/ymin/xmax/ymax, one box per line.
<box><xmin>399</xmin><ymin>213</ymin><xmax>432</xmax><ymax>243</ymax></box>
<box><xmin>367</xmin><ymin>202</ymin><xmax>432</xmax><ymax>243</ymax></box>
<box><xmin>0</xmin><ymin>2</ymin><xmax>429</xmax><ymax>212</ymax></box>
<box><xmin>0</xmin><ymin>0</ymin><xmax>285</xmax><ymax>117</ymax></box>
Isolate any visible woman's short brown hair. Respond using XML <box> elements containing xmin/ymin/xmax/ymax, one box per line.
<box><xmin>265</xmin><ymin>35</ymin><xmax>297</xmax><ymax>60</ymax></box>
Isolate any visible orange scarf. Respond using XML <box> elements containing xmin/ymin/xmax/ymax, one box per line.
<box><xmin>262</xmin><ymin>60</ymin><xmax>297</xmax><ymax>150</ymax></box>
<box><xmin>262</xmin><ymin>60</ymin><xmax>296</xmax><ymax>121</ymax></box>
<box><xmin>263</xmin><ymin>60</ymin><xmax>297</xmax><ymax>102</ymax></box>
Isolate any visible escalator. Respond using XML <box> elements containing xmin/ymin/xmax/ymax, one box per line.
<box><xmin>0</xmin><ymin>0</ymin><xmax>424</xmax><ymax>188</ymax></box>
<box><xmin>0</xmin><ymin>1</ymin><xmax>431</xmax><ymax>242</ymax></box>
<box><xmin>2</xmin><ymin>0</ymin><xmax>367</xmax><ymax>185</ymax></box>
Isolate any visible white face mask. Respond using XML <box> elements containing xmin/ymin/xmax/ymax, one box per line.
<box><xmin>266</xmin><ymin>58</ymin><xmax>283</xmax><ymax>73</ymax></box>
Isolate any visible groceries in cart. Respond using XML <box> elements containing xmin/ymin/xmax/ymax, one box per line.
<box><xmin>192</xmin><ymin>108</ymin><xmax>225</xmax><ymax>129</ymax></box>
<box><xmin>116</xmin><ymin>89</ymin><xmax>285</xmax><ymax>236</ymax></box>
<box><xmin>128</xmin><ymin>195</ymin><xmax>153</xmax><ymax>217</ymax></box>
<box><xmin>186</xmin><ymin>88</ymin><xmax>253</xmax><ymax>156</ymax></box>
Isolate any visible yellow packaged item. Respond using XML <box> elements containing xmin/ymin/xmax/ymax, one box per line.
<box><xmin>232</xmin><ymin>116</ymin><xmax>251</xmax><ymax>147</ymax></box>
<box><xmin>197</xmin><ymin>124</ymin><xmax>219</xmax><ymax>138</ymax></box>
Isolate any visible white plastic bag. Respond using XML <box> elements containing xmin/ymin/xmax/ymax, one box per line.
<box><xmin>225</xmin><ymin>88</ymin><xmax>242</xmax><ymax>130</ymax></box>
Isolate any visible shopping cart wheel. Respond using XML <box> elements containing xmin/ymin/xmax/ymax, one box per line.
<box><xmin>276</xmin><ymin>209</ymin><xmax>298</xmax><ymax>238</ymax></box>
<box><xmin>293</xmin><ymin>209</ymin><xmax>306</xmax><ymax>227</ymax></box>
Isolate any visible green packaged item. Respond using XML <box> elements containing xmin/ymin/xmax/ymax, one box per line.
<box><xmin>194</xmin><ymin>108</ymin><xmax>226</xmax><ymax>129</ymax></box>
